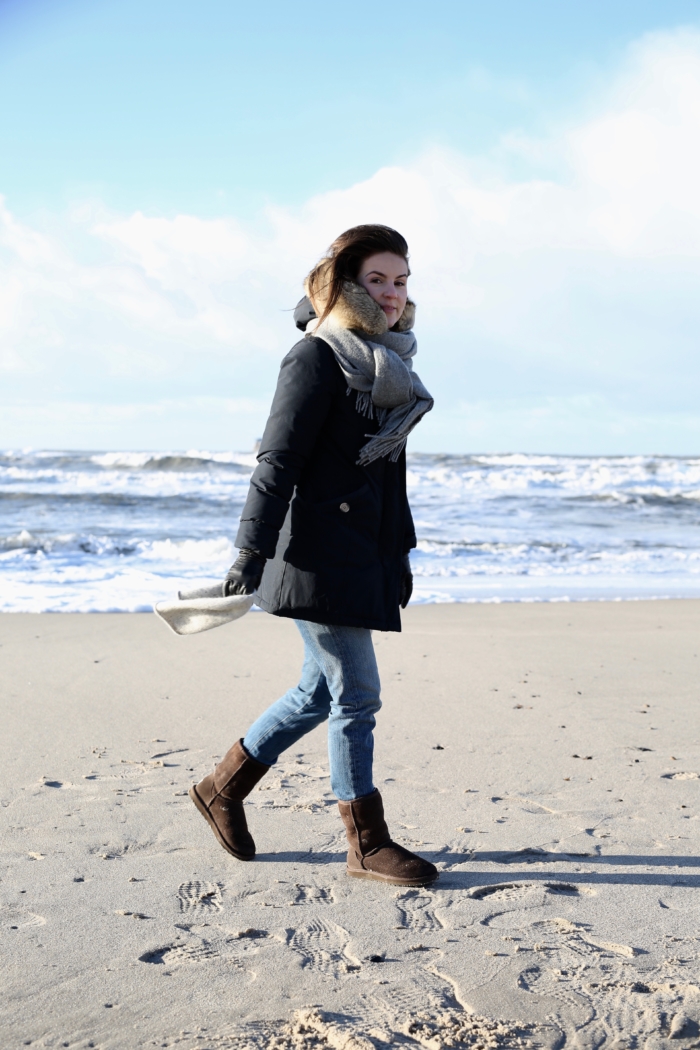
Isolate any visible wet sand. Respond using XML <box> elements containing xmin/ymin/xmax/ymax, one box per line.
<box><xmin>2</xmin><ymin>601</ymin><xmax>700</xmax><ymax>1048</ymax></box>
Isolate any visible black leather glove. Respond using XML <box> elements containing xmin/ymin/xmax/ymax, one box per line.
<box><xmin>400</xmin><ymin>553</ymin><xmax>413</xmax><ymax>609</ymax></box>
<box><xmin>224</xmin><ymin>549</ymin><xmax>266</xmax><ymax>596</ymax></box>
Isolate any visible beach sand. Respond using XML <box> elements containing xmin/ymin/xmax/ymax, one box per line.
<box><xmin>2</xmin><ymin>601</ymin><xmax>700</xmax><ymax>1048</ymax></box>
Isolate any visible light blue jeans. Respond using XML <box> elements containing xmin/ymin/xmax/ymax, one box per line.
<box><xmin>243</xmin><ymin>619</ymin><xmax>381</xmax><ymax>801</ymax></box>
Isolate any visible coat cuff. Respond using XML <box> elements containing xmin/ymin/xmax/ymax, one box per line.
<box><xmin>235</xmin><ymin>519</ymin><xmax>281</xmax><ymax>561</ymax></box>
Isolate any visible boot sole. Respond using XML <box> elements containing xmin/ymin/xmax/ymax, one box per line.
<box><xmin>188</xmin><ymin>785</ymin><xmax>254</xmax><ymax>862</ymax></box>
<box><xmin>346</xmin><ymin>868</ymin><xmax>438</xmax><ymax>887</ymax></box>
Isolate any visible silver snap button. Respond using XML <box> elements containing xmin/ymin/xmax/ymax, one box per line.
<box><xmin>339</xmin><ymin>502</ymin><xmax>350</xmax><ymax>513</ymax></box>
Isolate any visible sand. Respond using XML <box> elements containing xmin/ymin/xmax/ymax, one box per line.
<box><xmin>2</xmin><ymin>601</ymin><xmax>700</xmax><ymax>1049</ymax></box>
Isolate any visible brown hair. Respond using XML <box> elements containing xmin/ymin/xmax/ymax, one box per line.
<box><xmin>306</xmin><ymin>224</ymin><xmax>410</xmax><ymax>325</ymax></box>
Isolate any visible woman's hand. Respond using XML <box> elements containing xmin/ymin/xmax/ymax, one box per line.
<box><xmin>224</xmin><ymin>549</ymin><xmax>266</xmax><ymax>595</ymax></box>
<box><xmin>400</xmin><ymin>553</ymin><xmax>413</xmax><ymax>609</ymax></box>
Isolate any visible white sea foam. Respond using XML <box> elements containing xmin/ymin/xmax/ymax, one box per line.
<box><xmin>2</xmin><ymin>449</ymin><xmax>700</xmax><ymax>611</ymax></box>
<box><xmin>144</xmin><ymin>536</ymin><xmax>236</xmax><ymax>564</ymax></box>
<box><xmin>90</xmin><ymin>449</ymin><xmax>258</xmax><ymax>471</ymax></box>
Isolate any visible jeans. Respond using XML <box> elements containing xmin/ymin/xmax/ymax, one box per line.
<box><xmin>243</xmin><ymin>619</ymin><xmax>381</xmax><ymax>801</ymax></box>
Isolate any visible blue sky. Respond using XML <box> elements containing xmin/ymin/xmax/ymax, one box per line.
<box><xmin>1</xmin><ymin>0</ymin><xmax>700</xmax><ymax>452</ymax></box>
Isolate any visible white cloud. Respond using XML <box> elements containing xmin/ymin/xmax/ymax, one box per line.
<box><xmin>1</xmin><ymin>28</ymin><xmax>700</xmax><ymax>451</ymax></box>
<box><xmin>568</xmin><ymin>31</ymin><xmax>700</xmax><ymax>254</ymax></box>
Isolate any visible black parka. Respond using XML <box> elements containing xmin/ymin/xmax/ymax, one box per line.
<box><xmin>235</xmin><ymin>335</ymin><xmax>416</xmax><ymax>632</ymax></box>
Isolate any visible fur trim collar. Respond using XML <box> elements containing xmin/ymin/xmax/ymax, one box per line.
<box><xmin>330</xmin><ymin>280</ymin><xmax>416</xmax><ymax>335</ymax></box>
<box><xmin>305</xmin><ymin>262</ymin><xmax>415</xmax><ymax>335</ymax></box>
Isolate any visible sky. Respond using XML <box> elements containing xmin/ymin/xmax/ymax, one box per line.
<box><xmin>1</xmin><ymin>0</ymin><xmax>700</xmax><ymax>454</ymax></box>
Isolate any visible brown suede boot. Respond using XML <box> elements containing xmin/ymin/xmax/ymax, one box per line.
<box><xmin>338</xmin><ymin>789</ymin><xmax>438</xmax><ymax>886</ymax></box>
<box><xmin>189</xmin><ymin>740</ymin><xmax>270</xmax><ymax>861</ymax></box>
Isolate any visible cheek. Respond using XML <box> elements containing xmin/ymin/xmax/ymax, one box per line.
<box><xmin>359</xmin><ymin>278</ymin><xmax>382</xmax><ymax>303</ymax></box>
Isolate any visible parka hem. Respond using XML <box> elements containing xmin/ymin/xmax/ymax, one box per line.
<box><xmin>253</xmin><ymin>598</ymin><xmax>402</xmax><ymax>634</ymax></box>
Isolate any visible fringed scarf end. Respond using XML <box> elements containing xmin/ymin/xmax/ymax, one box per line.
<box><xmin>355</xmin><ymin>390</ymin><xmax>375</xmax><ymax>418</ymax></box>
<box><xmin>389</xmin><ymin>438</ymin><xmax>408</xmax><ymax>462</ymax></box>
<box><xmin>356</xmin><ymin>434</ymin><xmax>408</xmax><ymax>467</ymax></box>
<box><xmin>353</xmin><ymin>390</ymin><xmax>390</xmax><ymax>426</ymax></box>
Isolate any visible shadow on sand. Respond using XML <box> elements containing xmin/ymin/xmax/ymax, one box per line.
<box><xmin>253</xmin><ymin>847</ymin><xmax>700</xmax><ymax>887</ymax></box>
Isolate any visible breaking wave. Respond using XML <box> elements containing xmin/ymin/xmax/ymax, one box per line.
<box><xmin>2</xmin><ymin>449</ymin><xmax>700</xmax><ymax>611</ymax></box>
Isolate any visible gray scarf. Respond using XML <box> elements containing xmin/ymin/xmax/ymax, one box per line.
<box><xmin>313</xmin><ymin>316</ymin><xmax>434</xmax><ymax>466</ymax></box>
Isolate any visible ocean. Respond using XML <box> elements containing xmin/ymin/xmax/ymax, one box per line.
<box><xmin>1</xmin><ymin>449</ymin><xmax>699</xmax><ymax>612</ymax></box>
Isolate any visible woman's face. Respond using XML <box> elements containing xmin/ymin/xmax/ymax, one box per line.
<box><xmin>357</xmin><ymin>252</ymin><xmax>409</xmax><ymax>328</ymax></box>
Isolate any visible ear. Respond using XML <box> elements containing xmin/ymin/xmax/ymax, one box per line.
<box><xmin>331</xmin><ymin>281</ymin><xmax>388</xmax><ymax>335</ymax></box>
<box><xmin>392</xmin><ymin>298</ymin><xmax>416</xmax><ymax>333</ymax></box>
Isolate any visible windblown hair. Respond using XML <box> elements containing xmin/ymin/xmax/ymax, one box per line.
<box><xmin>306</xmin><ymin>225</ymin><xmax>410</xmax><ymax>327</ymax></box>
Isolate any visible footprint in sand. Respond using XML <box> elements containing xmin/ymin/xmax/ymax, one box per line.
<box><xmin>286</xmin><ymin>917</ymin><xmax>359</xmax><ymax>978</ymax></box>
<box><xmin>529</xmin><ymin>918</ymin><xmax>642</xmax><ymax>960</ymax></box>
<box><xmin>529</xmin><ymin>917</ymin><xmax>597</xmax><ymax>956</ymax></box>
<box><xmin>394</xmin><ymin>889</ymin><xmax>443</xmax><ymax>931</ymax></box>
<box><xmin>469</xmin><ymin>882</ymin><xmax>538</xmax><ymax>902</ymax></box>
<box><xmin>373</xmin><ymin>968</ymin><xmax>463</xmax><ymax>1020</ymax></box>
<box><xmin>517</xmin><ymin>959</ymin><xmax>676</xmax><ymax>1045</ymax></box>
<box><xmin>177</xmin><ymin>880</ymin><xmax>223</xmax><ymax>913</ymax></box>
<box><xmin>471</xmin><ymin>881</ymin><xmax>594</xmax><ymax>903</ymax></box>
<box><xmin>661</xmin><ymin>771</ymin><xmax>700</xmax><ymax>780</ymax></box>
<box><xmin>83</xmin><ymin>767</ymin><xmax>149</xmax><ymax>782</ymax></box>
<box><xmin>5</xmin><ymin>909</ymin><xmax>46</xmax><ymax>930</ymax></box>
<box><xmin>139</xmin><ymin>940</ymin><xmax>219</xmax><ymax>966</ymax></box>
<box><xmin>290</xmin><ymin>885</ymin><xmax>335</xmax><ymax>906</ymax></box>
<box><xmin>290</xmin><ymin>798</ymin><xmax>336</xmax><ymax>813</ymax></box>
<box><xmin>545</xmin><ymin>882</ymin><xmax>595</xmax><ymax>897</ymax></box>
<box><xmin>531</xmin><ymin>917</ymin><xmax>587</xmax><ymax>935</ymax></box>
<box><xmin>88</xmin><ymin>841</ymin><xmax>152</xmax><ymax>859</ymax></box>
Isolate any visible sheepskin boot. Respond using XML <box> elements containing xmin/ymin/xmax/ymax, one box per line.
<box><xmin>338</xmin><ymin>789</ymin><xmax>438</xmax><ymax>886</ymax></box>
<box><xmin>189</xmin><ymin>740</ymin><xmax>269</xmax><ymax>861</ymax></box>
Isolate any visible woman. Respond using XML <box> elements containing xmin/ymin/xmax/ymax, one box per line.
<box><xmin>189</xmin><ymin>225</ymin><xmax>436</xmax><ymax>887</ymax></box>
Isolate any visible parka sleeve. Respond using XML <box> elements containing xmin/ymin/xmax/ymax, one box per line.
<box><xmin>403</xmin><ymin>493</ymin><xmax>417</xmax><ymax>553</ymax></box>
<box><xmin>235</xmin><ymin>337</ymin><xmax>339</xmax><ymax>560</ymax></box>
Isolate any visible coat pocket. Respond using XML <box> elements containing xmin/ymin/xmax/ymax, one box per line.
<box><xmin>286</xmin><ymin>483</ymin><xmax>380</xmax><ymax>569</ymax></box>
